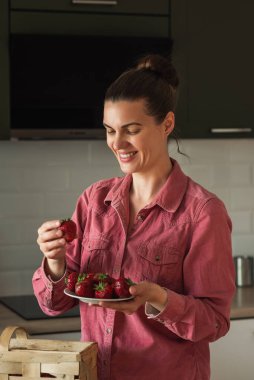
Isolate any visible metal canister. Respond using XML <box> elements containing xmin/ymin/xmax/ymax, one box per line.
<box><xmin>234</xmin><ymin>256</ymin><xmax>254</xmax><ymax>287</ymax></box>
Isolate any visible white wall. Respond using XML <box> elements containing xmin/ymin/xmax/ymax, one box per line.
<box><xmin>0</xmin><ymin>138</ymin><xmax>253</xmax><ymax>296</ymax></box>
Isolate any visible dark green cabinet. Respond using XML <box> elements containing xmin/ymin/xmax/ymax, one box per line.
<box><xmin>10</xmin><ymin>0</ymin><xmax>170</xmax><ymax>36</ymax></box>
<box><xmin>10</xmin><ymin>0</ymin><xmax>169</xmax><ymax>15</ymax></box>
<box><xmin>0</xmin><ymin>0</ymin><xmax>170</xmax><ymax>139</ymax></box>
<box><xmin>171</xmin><ymin>0</ymin><xmax>254</xmax><ymax>138</ymax></box>
<box><xmin>11</xmin><ymin>13</ymin><xmax>169</xmax><ymax>37</ymax></box>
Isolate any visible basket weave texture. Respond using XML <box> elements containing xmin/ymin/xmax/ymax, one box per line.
<box><xmin>0</xmin><ymin>326</ymin><xmax>97</xmax><ymax>380</ymax></box>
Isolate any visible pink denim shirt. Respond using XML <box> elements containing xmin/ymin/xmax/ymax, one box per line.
<box><xmin>33</xmin><ymin>159</ymin><xmax>236</xmax><ymax>380</ymax></box>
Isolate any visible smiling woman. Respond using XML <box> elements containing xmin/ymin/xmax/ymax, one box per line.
<box><xmin>103</xmin><ymin>99</ymin><xmax>173</xmax><ymax>178</ymax></box>
<box><xmin>33</xmin><ymin>54</ymin><xmax>235</xmax><ymax>380</ymax></box>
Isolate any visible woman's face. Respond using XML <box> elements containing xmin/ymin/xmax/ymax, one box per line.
<box><xmin>103</xmin><ymin>99</ymin><xmax>174</xmax><ymax>175</ymax></box>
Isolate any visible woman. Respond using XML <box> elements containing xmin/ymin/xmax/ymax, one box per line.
<box><xmin>34</xmin><ymin>55</ymin><xmax>235</xmax><ymax>380</ymax></box>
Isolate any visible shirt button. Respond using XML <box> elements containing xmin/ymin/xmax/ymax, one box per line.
<box><xmin>106</xmin><ymin>328</ymin><xmax>112</xmax><ymax>334</ymax></box>
<box><xmin>137</xmin><ymin>214</ymin><xmax>144</xmax><ymax>221</ymax></box>
<box><xmin>155</xmin><ymin>255</ymin><xmax>161</xmax><ymax>262</ymax></box>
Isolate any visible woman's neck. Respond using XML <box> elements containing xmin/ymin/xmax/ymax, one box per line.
<box><xmin>130</xmin><ymin>157</ymin><xmax>173</xmax><ymax>205</ymax></box>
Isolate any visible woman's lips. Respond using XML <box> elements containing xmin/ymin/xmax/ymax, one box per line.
<box><xmin>118</xmin><ymin>151</ymin><xmax>137</xmax><ymax>163</ymax></box>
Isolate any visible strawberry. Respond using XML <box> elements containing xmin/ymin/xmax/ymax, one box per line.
<box><xmin>59</xmin><ymin>218</ymin><xmax>77</xmax><ymax>243</ymax></box>
<box><xmin>113</xmin><ymin>277</ymin><xmax>135</xmax><ymax>298</ymax></box>
<box><xmin>85</xmin><ymin>273</ymin><xmax>95</xmax><ymax>280</ymax></box>
<box><xmin>65</xmin><ymin>272</ymin><xmax>79</xmax><ymax>292</ymax></box>
<box><xmin>75</xmin><ymin>276</ymin><xmax>94</xmax><ymax>298</ymax></box>
<box><xmin>93</xmin><ymin>273</ymin><xmax>113</xmax><ymax>285</ymax></box>
<box><xmin>94</xmin><ymin>281</ymin><xmax>113</xmax><ymax>299</ymax></box>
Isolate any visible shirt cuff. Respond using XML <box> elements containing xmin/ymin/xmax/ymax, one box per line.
<box><xmin>42</xmin><ymin>257</ymin><xmax>67</xmax><ymax>287</ymax></box>
<box><xmin>145</xmin><ymin>289</ymin><xmax>186</xmax><ymax>324</ymax></box>
<box><xmin>145</xmin><ymin>287</ymin><xmax>169</xmax><ymax>317</ymax></box>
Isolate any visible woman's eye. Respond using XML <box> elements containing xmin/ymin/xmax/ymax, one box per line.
<box><xmin>127</xmin><ymin>130</ymin><xmax>140</xmax><ymax>135</ymax></box>
<box><xmin>106</xmin><ymin>129</ymin><xmax>115</xmax><ymax>134</ymax></box>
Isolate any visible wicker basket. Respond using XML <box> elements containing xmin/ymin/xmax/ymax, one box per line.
<box><xmin>0</xmin><ymin>326</ymin><xmax>97</xmax><ymax>380</ymax></box>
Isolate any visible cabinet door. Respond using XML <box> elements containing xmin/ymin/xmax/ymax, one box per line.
<box><xmin>0</xmin><ymin>0</ymin><xmax>10</xmax><ymax>139</ymax></box>
<box><xmin>210</xmin><ymin>319</ymin><xmax>254</xmax><ymax>380</ymax></box>
<box><xmin>11</xmin><ymin>12</ymin><xmax>169</xmax><ymax>37</ymax></box>
<box><xmin>171</xmin><ymin>0</ymin><xmax>254</xmax><ymax>138</ymax></box>
<box><xmin>11</xmin><ymin>0</ymin><xmax>169</xmax><ymax>15</ymax></box>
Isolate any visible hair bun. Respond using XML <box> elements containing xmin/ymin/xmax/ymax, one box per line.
<box><xmin>137</xmin><ymin>54</ymin><xmax>179</xmax><ymax>89</ymax></box>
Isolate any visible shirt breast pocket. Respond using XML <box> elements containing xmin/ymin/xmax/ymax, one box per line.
<box><xmin>82</xmin><ymin>237</ymin><xmax>111</xmax><ymax>273</ymax></box>
<box><xmin>137</xmin><ymin>242</ymin><xmax>180</xmax><ymax>288</ymax></box>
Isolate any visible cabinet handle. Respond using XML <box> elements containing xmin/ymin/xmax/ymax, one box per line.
<box><xmin>211</xmin><ymin>128</ymin><xmax>253</xmax><ymax>134</ymax></box>
<box><xmin>72</xmin><ymin>0</ymin><xmax>118</xmax><ymax>5</ymax></box>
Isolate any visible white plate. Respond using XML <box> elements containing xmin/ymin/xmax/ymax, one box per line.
<box><xmin>64</xmin><ymin>288</ymin><xmax>134</xmax><ymax>305</ymax></box>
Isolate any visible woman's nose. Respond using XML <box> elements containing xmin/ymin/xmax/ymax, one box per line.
<box><xmin>112</xmin><ymin>134</ymin><xmax>127</xmax><ymax>150</ymax></box>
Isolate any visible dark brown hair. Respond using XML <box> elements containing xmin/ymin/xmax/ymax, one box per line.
<box><xmin>104</xmin><ymin>54</ymin><xmax>180</xmax><ymax>125</ymax></box>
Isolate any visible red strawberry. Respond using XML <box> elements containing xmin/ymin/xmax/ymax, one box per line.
<box><xmin>75</xmin><ymin>276</ymin><xmax>94</xmax><ymax>298</ymax></box>
<box><xmin>94</xmin><ymin>281</ymin><xmax>113</xmax><ymax>299</ymax></box>
<box><xmin>113</xmin><ymin>277</ymin><xmax>134</xmax><ymax>298</ymax></box>
<box><xmin>85</xmin><ymin>273</ymin><xmax>95</xmax><ymax>280</ymax></box>
<box><xmin>93</xmin><ymin>273</ymin><xmax>113</xmax><ymax>285</ymax></box>
<box><xmin>59</xmin><ymin>219</ymin><xmax>77</xmax><ymax>243</ymax></box>
<box><xmin>65</xmin><ymin>272</ymin><xmax>79</xmax><ymax>292</ymax></box>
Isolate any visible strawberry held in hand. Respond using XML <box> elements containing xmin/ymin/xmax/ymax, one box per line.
<box><xmin>59</xmin><ymin>218</ymin><xmax>77</xmax><ymax>243</ymax></box>
<box><xmin>113</xmin><ymin>277</ymin><xmax>135</xmax><ymax>298</ymax></box>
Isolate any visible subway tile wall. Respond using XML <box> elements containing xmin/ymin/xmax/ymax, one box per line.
<box><xmin>0</xmin><ymin>139</ymin><xmax>253</xmax><ymax>296</ymax></box>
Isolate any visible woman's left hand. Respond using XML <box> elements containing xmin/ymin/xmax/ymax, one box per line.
<box><xmin>97</xmin><ymin>281</ymin><xmax>168</xmax><ymax>315</ymax></box>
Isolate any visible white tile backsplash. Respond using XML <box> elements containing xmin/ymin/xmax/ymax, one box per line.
<box><xmin>0</xmin><ymin>193</ymin><xmax>44</xmax><ymax>218</ymax></box>
<box><xmin>0</xmin><ymin>138</ymin><xmax>254</xmax><ymax>296</ymax></box>
<box><xmin>230</xmin><ymin>211</ymin><xmax>252</xmax><ymax>234</ymax></box>
<box><xmin>230</xmin><ymin>188</ymin><xmax>254</xmax><ymax>210</ymax></box>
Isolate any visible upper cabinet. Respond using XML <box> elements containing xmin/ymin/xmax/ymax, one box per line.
<box><xmin>10</xmin><ymin>0</ymin><xmax>170</xmax><ymax>37</ymax></box>
<box><xmin>171</xmin><ymin>0</ymin><xmax>254</xmax><ymax>138</ymax></box>
<box><xmin>10</xmin><ymin>0</ymin><xmax>169</xmax><ymax>15</ymax></box>
<box><xmin>0</xmin><ymin>0</ymin><xmax>171</xmax><ymax>140</ymax></box>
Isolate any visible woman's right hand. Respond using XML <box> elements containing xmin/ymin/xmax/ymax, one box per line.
<box><xmin>37</xmin><ymin>220</ymin><xmax>66</xmax><ymax>279</ymax></box>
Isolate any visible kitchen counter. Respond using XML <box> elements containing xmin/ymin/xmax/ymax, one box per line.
<box><xmin>0</xmin><ymin>302</ymin><xmax>81</xmax><ymax>335</ymax></box>
<box><xmin>0</xmin><ymin>287</ymin><xmax>254</xmax><ymax>336</ymax></box>
<box><xmin>231</xmin><ymin>286</ymin><xmax>254</xmax><ymax>319</ymax></box>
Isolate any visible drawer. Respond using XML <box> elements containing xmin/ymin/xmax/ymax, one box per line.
<box><xmin>11</xmin><ymin>0</ymin><xmax>170</xmax><ymax>15</ymax></box>
<box><xmin>11</xmin><ymin>12</ymin><xmax>170</xmax><ymax>37</ymax></box>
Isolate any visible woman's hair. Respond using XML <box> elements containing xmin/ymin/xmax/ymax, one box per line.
<box><xmin>104</xmin><ymin>54</ymin><xmax>179</xmax><ymax>124</ymax></box>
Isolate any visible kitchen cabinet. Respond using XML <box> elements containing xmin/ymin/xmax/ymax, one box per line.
<box><xmin>171</xmin><ymin>0</ymin><xmax>254</xmax><ymax>138</ymax></box>
<box><xmin>210</xmin><ymin>319</ymin><xmax>254</xmax><ymax>380</ymax></box>
<box><xmin>1</xmin><ymin>0</ymin><xmax>170</xmax><ymax>139</ymax></box>
<box><xmin>10</xmin><ymin>0</ymin><xmax>169</xmax><ymax>36</ymax></box>
<box><xmin>10</xmin><ymin>0</ymin><xmax>169</xmax><ymax>15</ymax></box>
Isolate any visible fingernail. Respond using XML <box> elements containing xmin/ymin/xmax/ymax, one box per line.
<box><xmin>129</xmin><ymin>286</ymin><xmax>135</xmax><ymax>294</ymax></box>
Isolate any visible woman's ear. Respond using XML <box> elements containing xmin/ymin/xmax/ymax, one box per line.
<box><xmin>164</xmin><ymin>111</ymin><xmax>175</xmax><ymax>136</ymax></box>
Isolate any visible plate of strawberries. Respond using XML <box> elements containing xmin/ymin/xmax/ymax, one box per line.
<box><xmin>64</xmin><ymin>272</ymin><xmax>135</xmax><ymax>304</ymax></box>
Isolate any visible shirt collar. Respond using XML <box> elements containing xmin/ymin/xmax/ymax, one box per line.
<box><xmin>149</xmin><ymin>159</ymin><xmax>188</xmax><ymax>213</ymax></box>
<box><xmin>104</xmin><ymin>174</ymin><xmax>132</xmax><ymax>207</ymax></box>
<box><xmin>104</xmin><ymin>159</ymin><xmax>188</xmax><ymax>213</ymax></box>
